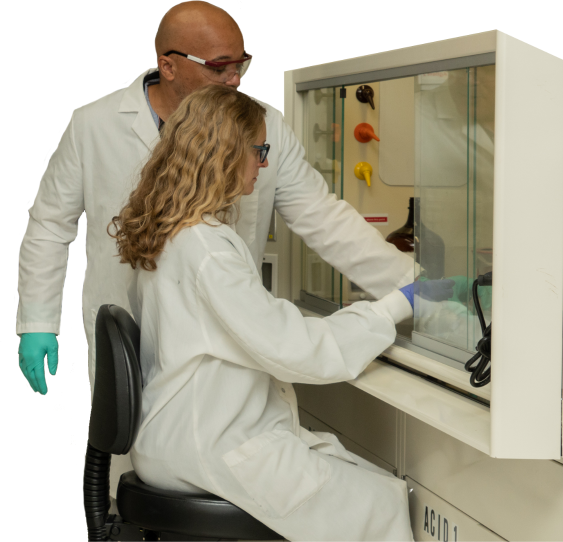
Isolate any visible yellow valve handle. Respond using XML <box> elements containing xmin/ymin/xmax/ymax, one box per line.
<box><xmin>354</xmin><ymin>162</ymin><xmax>373</xmax><ymax>187</ymax></box>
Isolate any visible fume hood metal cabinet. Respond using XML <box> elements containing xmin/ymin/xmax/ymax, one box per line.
<box><xmin>284</xmin><ymin>31</ymin><xmax>563</xmax><ymax>460</ymax></box>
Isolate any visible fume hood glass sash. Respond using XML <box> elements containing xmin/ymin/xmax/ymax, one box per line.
<box><xmin>300</xmin><ymin>87</ymin><xmax>345</xmax><ymax>308</ymax></box>
<box><xmin>413</xmin><ymin>65</ymin><xmax>494</xmax><ymax>363</ymax></box>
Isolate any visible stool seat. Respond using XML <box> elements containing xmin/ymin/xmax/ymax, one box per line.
<box><xmin>116</xmin><ymin>471</ymin><xmax>280</xmax><ymax>540</ymax></box>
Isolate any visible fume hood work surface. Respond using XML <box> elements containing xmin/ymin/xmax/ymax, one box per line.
<box><xmin>284</xmin><ymin>31</ymin><xmax>563</xmax><ymax>460</ymax></box>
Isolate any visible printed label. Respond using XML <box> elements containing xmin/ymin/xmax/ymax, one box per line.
<box><xmin>423</xmin><ymin>505</ymin><xmax>458</xmax><ymax>541</ymax></box>
<box><xmin>363</xmin><ymin>214</ymin><xmax>388</xmax><ymax>224</ymax></box>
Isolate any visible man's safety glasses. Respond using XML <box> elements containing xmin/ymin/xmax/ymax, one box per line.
<box><xmin>252</xmin><ymin>144</ymin><xmax>270</xmax><ymax>163</ymax></box>
<box><xmin>164</xmin><ymin>51</ymin><xmax>252</xmax><ymax>83</ymax></box>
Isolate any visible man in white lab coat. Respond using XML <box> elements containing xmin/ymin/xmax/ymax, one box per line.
<box><xmin>16</xmin><ymin>0</ymin><xmax>414</xmax><ymax>517</ymax></box>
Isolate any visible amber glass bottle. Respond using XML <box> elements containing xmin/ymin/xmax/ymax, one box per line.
<box><xmin>386</xmin><ymin>198</ymin><xmax>415</xmax><ymax>255</ymax></box>
<box><xmin>387</xmin><ymin>197</ymin><xmax>445</xmax><ymax>278</ymax></box>
<box><xmin>413</xmin><ymin>197</ymin><xmax>445</xmax><ymax>279</ymax></box>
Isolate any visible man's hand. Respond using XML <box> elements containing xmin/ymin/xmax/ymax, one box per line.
<box><xmin>415</xmin><ymin>279</ymin><xmax>455</xmax><ymax>302</ymax></box>
<box><xmin>18</xmin><ymin>333</ymin><xmax>59</xmax><ymax>394</ymax></box>
<box><xmin>448</xmin><ymin>275</ymin><xmax>492</xmax><ymax>310</ymax></box>
<box><xmin>477</xmin><ymin>284</ymin><xmax>492</xmax><ymax>310</ymax></box>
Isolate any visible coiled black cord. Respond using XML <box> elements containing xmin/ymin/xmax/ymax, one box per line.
<box><xmin>464</xmin><ymin>272</ymin><xmax>492</xmax><ymax>387</ymax></box>
<box><xmin>84</xmin><ymin>443</ymin><xmax>111</xmax><ymax>541</ymax></box>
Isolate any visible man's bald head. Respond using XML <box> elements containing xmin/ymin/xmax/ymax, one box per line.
<box><xmin>155</xmin><ymin>2</ymin><xmax>243</xmax><ymax>58</ymax></box>
<box><xmin>150</xmin><ymin>2</ymin><xmax>246</xmax><ymax>120</ymax></box>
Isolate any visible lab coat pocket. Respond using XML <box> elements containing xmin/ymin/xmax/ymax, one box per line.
<box><xmin>222</xmin><ymin>429</ymin><xmax>331</xmax><ymax>519</ymax></box>
<box><xmin>298</xmin><ymin>427</ymin><xmax>358</xmax><ymax>465</ymax></box>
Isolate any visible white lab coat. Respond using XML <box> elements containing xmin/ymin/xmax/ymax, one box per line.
<box><xmin>17</xmin><ymin>69</ymin><xmax>415</xmax><ymax>496</ymax></box>
<box><xmin>128</xmin><ymin>218</ymin><xmax>414</xmax><ymax>541</ymax></box>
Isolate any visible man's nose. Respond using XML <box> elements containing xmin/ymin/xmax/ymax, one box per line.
<box><xmin>225</xmin><ymin>73</ymin><xmax>241</xmax><ymax>88</ymax></box>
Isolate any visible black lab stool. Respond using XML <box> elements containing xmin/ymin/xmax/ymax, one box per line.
<box><xmin>83</xmin><ymin>304</ymin><xmax>281</xmax><ymax>541</ymax></box>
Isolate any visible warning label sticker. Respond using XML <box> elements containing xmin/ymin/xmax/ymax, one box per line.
<box><xmin>363</xmin><ymin>214</ymin><xmax>388</xmax><ymax>224</ymax></box>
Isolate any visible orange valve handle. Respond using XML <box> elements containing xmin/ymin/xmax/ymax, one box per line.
<box><xmin>354</xmin><ymin>123</ymin><xmax>380</xmax><ymax>143</ymax></box>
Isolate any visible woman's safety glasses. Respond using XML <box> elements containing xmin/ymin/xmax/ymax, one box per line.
<box><xmin>252</xmin><ymin>143</ymin><xmax>270</xmax><ymax>163</ymax></box>
<box><xmin>164</xmin><ymin>51</ymin><xmax>252</xmax><ymax>83</ymax></box>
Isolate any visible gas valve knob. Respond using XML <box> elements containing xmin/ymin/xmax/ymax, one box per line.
<box><xmin>354</xmin><ymin>123</ymin><xmax>380</xmax><ymax>143</ymax></box>
<box><xmin>354</xmin><ymin>162</ymin><xmax>373</xmax><ymax>187</ymax></box>
<box><xmin>356</xmin><ymin>85</ymin><xmax>375</xmax><ymax>109</ymax></box>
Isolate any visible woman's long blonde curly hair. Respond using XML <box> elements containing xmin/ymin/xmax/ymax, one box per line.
<box><xmin>109</xmin><ymin>84</ymin><xmax>266</xmax><ymax>271</ymax></box>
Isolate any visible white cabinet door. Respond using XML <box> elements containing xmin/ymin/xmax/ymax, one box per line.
<box><xmin>407</xmin><ymin>477</ymin><xmax>506</xmax><ymax>542</ymax></box>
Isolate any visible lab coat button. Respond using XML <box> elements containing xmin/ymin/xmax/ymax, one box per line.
<box><xmin>281</xmin><ymin>388</ymin><xmax>286</xmax><ymax>393</ymax></box>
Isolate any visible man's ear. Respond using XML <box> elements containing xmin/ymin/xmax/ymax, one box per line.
<box><xmin>157</xmin><ymin>55</ymin><xmax>176</xmax><ymax>82</ymax></box>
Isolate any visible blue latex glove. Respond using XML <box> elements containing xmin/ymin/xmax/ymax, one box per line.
<box><xmin>399</xmin><ymin>283</ymin><xmax>415</xmax><ymax>308</ymax></box>
<box><xmin>18</xmin><ymin>333</ymin><xmax>59</xmax><ymax>395</ymax></box>
<box><xmin>399</xmin><ymin>279</ymin><xmax>455</xmax><ymax>309</ymax></box>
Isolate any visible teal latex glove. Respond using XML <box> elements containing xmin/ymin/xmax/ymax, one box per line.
<box><xmin>448</xmin><ymin>275</ymin><xmax>470</xmax><ymax>304</ymax></box>
<box><xmin>18</xmin><ymin>333</ymin><xmax>59</xmax><ymax>394</ymax></box>
<box><xmin>477</xmin><ymin>284</ymin><xmax>492</xmax><ymax>310</ymax></box>
<box><xmin>447</xmin><ymin>275</ymin><xmax>492</xmax><ymax>310</ymax></box>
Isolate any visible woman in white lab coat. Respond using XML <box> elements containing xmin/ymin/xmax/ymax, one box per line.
<box><xmin>110</xmin><ymin>84</ymin><xmax>414</xmax><ymax>541</ymax></box>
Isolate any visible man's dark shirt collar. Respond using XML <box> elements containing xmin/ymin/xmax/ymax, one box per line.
<box><xmin>143</xmin><ymin>71</ymin><xmax>165</xmax><ymax>132</ymax></box>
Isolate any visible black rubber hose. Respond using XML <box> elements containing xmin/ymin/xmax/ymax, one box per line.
<box><xmin>465</xmin><ymin>274</ymin><xmax>492</xmax><ymax>387</ymax></box>
<box><xmin>84</xmin><ymin>443</ymin><xmax>111</xmax><ymax>541</ymax></box>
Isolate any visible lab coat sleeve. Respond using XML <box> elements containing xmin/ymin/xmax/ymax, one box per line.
<box><xmin>196</xmin><ymin>250</ymin><xmax>412</xmax><ymax>385</ymax></box>
<box><xmin>272</xmin><ymin>112</ymin><xmax>416</xmax><ymax>299</ymax></box>
<box><xmin>16</xmin><ymin>115</ymin><xmax>84</xmax><ymax>335</ymax></box>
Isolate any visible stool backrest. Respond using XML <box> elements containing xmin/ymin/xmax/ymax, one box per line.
<box><xmin>88</xmin><ymin>304</ymin><xmax>142</xmax><ymax>455</ymax></box>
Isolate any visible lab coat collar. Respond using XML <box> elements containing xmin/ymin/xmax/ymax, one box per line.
<box><xmin>119</xmin><ymin>68</ymin><xmax>160</xmax><ymax>151</ymax></box>
<box><xmin>202</xmin><ymin>213</ymin><xmax>237</xmax><ymax>233</ymax></box>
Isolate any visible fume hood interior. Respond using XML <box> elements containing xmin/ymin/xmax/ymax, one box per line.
<box><xmin>300</xmin><ymin>65</ymin><xmax>495</xmax><ymax>373</ymax></box>
<box><xmin>285</xmin><ymin>30</ymin><xmax>563</xmax><ymax>460</ymax></box>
